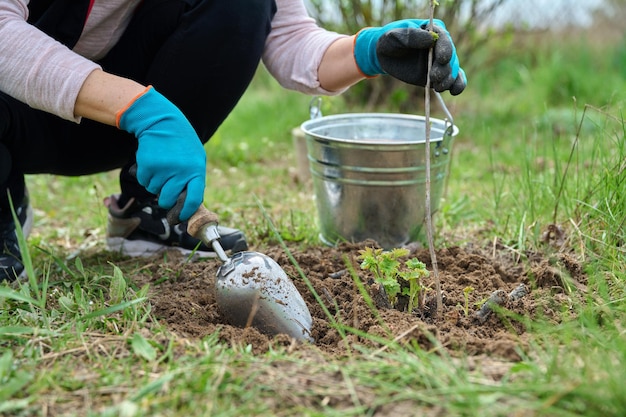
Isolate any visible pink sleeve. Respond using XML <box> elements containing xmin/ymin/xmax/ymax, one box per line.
<box><xmin>262</xmin><ymin>0</ymin><xmax>350</xmax><ymax>96</ymax></box>
<box><xmin>0</xmin><ymin>1</ymin><xmax>101</xmax><ymax>122</ymax></box>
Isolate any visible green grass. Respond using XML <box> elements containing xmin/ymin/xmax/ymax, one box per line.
<box><xmin>2</xmin><ymin>32</ymin><xmax>626</xmax><ymax>416</ymax></box>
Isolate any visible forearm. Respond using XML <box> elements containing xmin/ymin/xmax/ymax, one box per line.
<box><xmin>318</xmin><ymin>36</ymin><xmax>366</xmax><ymax>92</ymax></box>
<box><xmin>74</xmin><ymin>69</ymin><xmax>146</xmax><ymax>126</ymax></box>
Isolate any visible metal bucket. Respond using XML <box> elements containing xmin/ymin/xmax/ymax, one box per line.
<box><xmin>300</xmin><ymin>112</ymin><xmax>457</xmax><ymax>249</ymax></box>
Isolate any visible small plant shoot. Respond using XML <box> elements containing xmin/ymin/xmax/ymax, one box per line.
<box><xmin>358</xmin><ymin>247</ymin><xmax>430</xmax><ymax>312</ymax></box>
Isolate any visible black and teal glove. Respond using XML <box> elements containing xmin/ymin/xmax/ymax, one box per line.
<box><xmin>354</xmin><ymin>19</ymin><xmax>466</xmax><ymax>95</ymax></box>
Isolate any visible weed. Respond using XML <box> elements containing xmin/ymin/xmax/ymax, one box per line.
<box><xmin>458</xmin><ymin>286</ymin><xmax>475</xmax><ymax>317</ymax></box>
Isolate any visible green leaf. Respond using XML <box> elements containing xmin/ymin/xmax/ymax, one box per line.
<box><xmin>0</xmin><ymin>327</ymin><xmax>57</xmax><ymax>337</ymax></box>
<box><xmin>58</xmin><ymin>295</ymin><xmax>77</xmax><ymax>313</ymax></box>
<box><xmin>109</xmin><ymin>266</ymin><xmax>127</xmax><ymax>304</ymax></box>
<box><xmin>130</xmin><ymin>372</ymin><xmax>175</xmax><ymax>401</ymax></box>
<box><xmin>406</xmin><ymin>258</ymin><xmax>425</xmax><ymax>270</ymax></box>
<box><xmin>406</xmin><ymin>259</ymin><xmax>429</xmax><ymax>278</ymax></box>
<box><xmin>0</xmin><ymin>287</ymin><xmax>38</xmax><ymax>306</ymax></box>
<box><xmin>0</xmin><ymin>350</ymin><xmax>13</xmax><ymax>376</ymax></box>
<box><xmin>390</xmin><ymin>248</ymin><xmax>409</xmax><ymax>258</ymax></box>
<box><xmin>360</xmin><ymin>257</ymin><xmax>377</xmax><ymax>271</ymax></box>
<box><xmin>358</xmin><ymin>247</ymin><xmax>381</xmax><ymax>271</ymax></box>
<box><xmin>130</xmin><ymin>333</ymin><xmax>157</xmax><ymax>361</ymax></box>
<box><xmin>379</xmin><ymin>257</ymin><xmax>400</xmax><ymax>278</ymax></box>
<box><xmin>0</xmin><ymin>351</ymin><xmax>32</xmax><ymax>402</ymax></box>
<box><xmin>0</xmin><ymin>399</ymin><xmax>30</xmax><ymax>414</ymax></box>
<box><xmin>73</xmin><ymin>283</ymin><xmax>85</xmax><ymax>306</ymax></box>
<box><xmin>0</xmin><ymin>326</ymin><xmax>36</xmax><ymax>336</ymax></box>
<box><xmin>399</xmin><ymin>270</ymin><xmax>417</xmax><ymax>282</ymax></box>
<box><xmin>74</xmin><ymin>256</ymin><xmax>85</xmax><ymax>276</ymax></box>
<box><xmin>381</xmin><ymin>277</ymin><xmax>400</xmax><ymax>298</ymax></box>
<box><xmin>136</xmin><ymin>284</ymin><xmax>150</xmax><ymax>299</ymax></box>
<box><xmin>80</xmin><ymin>298</ymin><xmax>146</xmax><ymax>321</ymax></box>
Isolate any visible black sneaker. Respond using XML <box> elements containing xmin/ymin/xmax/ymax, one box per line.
<box><xmin>0</xmin><ymin>193</ymin><xmax>33</xmax><ymax>282</ymax></box>
<box><xmin>104</xmin><ymin>194</ymin><xmax>248</xmax><ymax>258</ymax></box>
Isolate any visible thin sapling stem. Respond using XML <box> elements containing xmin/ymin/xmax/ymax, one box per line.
<box><xmin>424</xmin><ymin>0</ymin><xmax>443</xmax><ymax>318</ymax></box>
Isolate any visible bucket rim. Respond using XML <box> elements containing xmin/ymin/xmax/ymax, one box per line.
<box><xmin>300</xmin><ymin>112</ymin><xmax>458</xmax><ymax>146</ymax></box>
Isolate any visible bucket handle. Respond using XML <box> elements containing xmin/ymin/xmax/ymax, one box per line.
<box><xmin>309</xmin><ymin>96</ymin><xmax>323</xmax><ymax>120</ymax></box>
<box><xmin>434</xmin><ymin>91</ymin><xmax>455</xmax><ymax>138</ymax></box>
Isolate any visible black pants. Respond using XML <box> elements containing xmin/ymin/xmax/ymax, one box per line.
<box><xmin>0</xmin><ymin>0</ymin><xmax>276</xmax><ymax>218</ymax></box>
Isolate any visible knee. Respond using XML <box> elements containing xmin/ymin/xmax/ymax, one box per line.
<box><xmin>193</xmin><ymin>0</ymin><xmax>276</xmax><ymax>42</ymax></box>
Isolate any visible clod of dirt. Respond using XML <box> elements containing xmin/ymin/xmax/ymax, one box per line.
<box><xmin>542</xmin><ymin>223</ymin><xmax>567</xmax><ymax>248</ymax></box>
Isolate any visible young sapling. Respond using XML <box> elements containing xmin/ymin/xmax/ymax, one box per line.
<box><xmin>358</xmin><ymin>247</ymin><xmax>431</xmax><ymax>312</ymax></box>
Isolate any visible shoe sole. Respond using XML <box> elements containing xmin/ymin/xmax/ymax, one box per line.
<box><xmin>106</xmin><ymin>237</ymin><xmax>218</xmax><ymax>259</ymax></box>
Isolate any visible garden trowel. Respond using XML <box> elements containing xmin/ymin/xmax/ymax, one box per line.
<box><xmin>167</xmin><ymin>194</ymin><xmax>314</xmax><ymax>342</ymax></box>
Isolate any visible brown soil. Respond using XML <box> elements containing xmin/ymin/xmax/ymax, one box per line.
<box><xmin>131</xmin><ymin>237</ymin><xmax>585</xmax><ymax>362</ymax></box>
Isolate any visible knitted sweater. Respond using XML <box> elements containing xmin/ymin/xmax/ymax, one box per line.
<box><xmin>0</xmin><ymin>0</ymin><xmax>347</xmax><ymax>122</ymax></box>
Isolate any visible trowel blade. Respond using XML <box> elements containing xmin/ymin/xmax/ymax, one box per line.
<box><xmin>216</xmin><ymin>251</ymin><xmax>314</xmax><ymax>342</ymax></box>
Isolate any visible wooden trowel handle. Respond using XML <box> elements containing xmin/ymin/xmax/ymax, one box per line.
<box><xmin>167</xmin><ymin>190</ymin><xmax>219</xmax><ymax>239</ymax></box>
<box><xmin>186</xmin><ymin>205</ymin><xmax>219</xmax><ymax>238</ymax></box>
<box><xmin>169</xmin><ymin>191</ymin><xmax>230</xmax><ymax>262</ymax></box>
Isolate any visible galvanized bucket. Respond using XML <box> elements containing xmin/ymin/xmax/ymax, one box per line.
<box><xmin>300</xmin><ymin>108</ymin><xmax>457</xmax><ymax>249</ymax></box>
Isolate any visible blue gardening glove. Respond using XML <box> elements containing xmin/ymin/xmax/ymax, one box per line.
<box><xmin>354</xmin><ymin>19</ymin><xmax>466</xmax><ymax>95</ymax></box>
<box><xmin>116</xmin><ymin>86</ymin><xmax>206</xmax><ymax>222</ymax></box>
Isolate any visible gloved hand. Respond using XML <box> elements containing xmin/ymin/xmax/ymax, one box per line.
<box><xmin>116</xmin><ymin>86</ymin><xmax>206</xmax><ymax>222</ymax></box>
<box><xmin>354</xmin><ymin>19</ymin><xmax>466</xmax><ymax>95</ymax></box>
